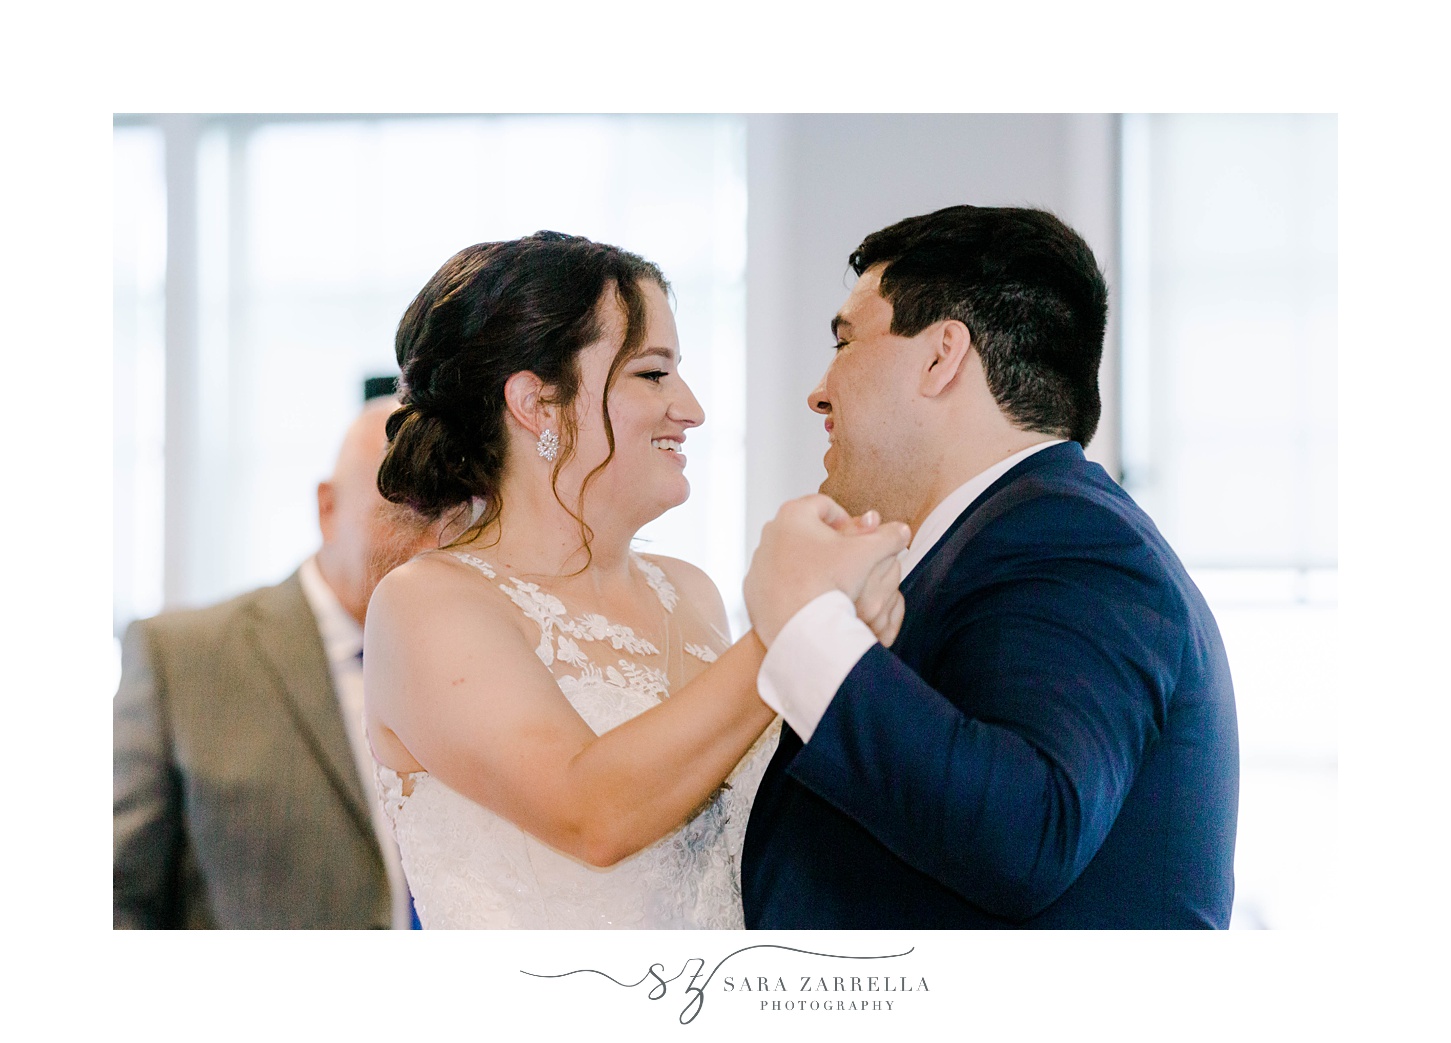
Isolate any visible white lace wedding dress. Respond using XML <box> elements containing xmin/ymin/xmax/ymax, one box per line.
<box><xmin>375</xmin><ymin>551</ymin><xmax>779</xmax><ymax>929</ymax></box>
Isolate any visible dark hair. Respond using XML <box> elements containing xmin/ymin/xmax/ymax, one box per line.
<box><xmin>849</xmin><ymin>205</ymin><xmax>1108</xmax><ymax>445</ymax></box>
<box><xmin>377</xmin><ymin>231</ymin><xmax>669</xmax><ymax>547</ymax></box>
<box><xmin>362</xmin><ymin>374</ymin><xmax>399</xmax><ymax>402</ymax></box>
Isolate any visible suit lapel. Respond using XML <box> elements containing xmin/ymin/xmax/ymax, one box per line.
<box><xmin>894</xmin><ymin>442</ymin><xmax>1082</xmax><ymax>656</ymax></box>
<box><xmin>243</xmin><ymin>572</ymin><xmax>377</xmax><ymax>842</ymax></box>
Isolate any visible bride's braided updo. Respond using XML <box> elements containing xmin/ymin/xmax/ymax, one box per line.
<box><xmin>378</xmin><ymin>232</ymin><xmax>669</xmax><ymax>540</ymax></box>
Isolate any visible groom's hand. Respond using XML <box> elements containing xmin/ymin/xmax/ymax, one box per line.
<box><xmin>744</xmin><ymin>495</ymin><xmax>911</xmax><ymax>647</ymax></box>
<box><xmin>824</xmin><ymin>509</ymin><xmax>907</xmax><ymax>648</ymax></box>
<box><xmin>855</xmin><ymin>554</ymin><xmax>906</xmax><ymax>648</ymax></box>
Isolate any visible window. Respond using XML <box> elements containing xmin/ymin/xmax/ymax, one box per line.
<box><xmin>112</xmin><ymin>114</ymin><xmax>748</xmax><ymax>636</ymax></box>
<box><xmin>1121</xmin><ymin>114</ymin><xmax>1337</xmax><ymax>928</ymax></box>
<box><xmin>113</xmin><ymin>124</ymin><xmax>167</xmax><ymax>633</ymax></box>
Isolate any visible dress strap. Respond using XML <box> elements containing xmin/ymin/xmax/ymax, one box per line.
<box><xmin>632</xmin><ymin>554</ymin><xmax>678</xmax><ymax>612</ymax></box>
<box><xmin>448</xmin><ymin>550</ymin><xmax>662</xmax><ymax>669</ymax></box>
<box><xmin>449</xmin><ymin>550</ymin><xmax>498</xmax><ymax>579</ymax></box>
<box><xmin>448</xmin><ymin>550</ymin><xmax>552</xmax><ymax>664</ymax></box>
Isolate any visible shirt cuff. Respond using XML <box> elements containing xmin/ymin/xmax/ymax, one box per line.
<box><xmin>757</xmin><ymin>590</ymin><xmax>878</xmax><ymax>743</ymax></box>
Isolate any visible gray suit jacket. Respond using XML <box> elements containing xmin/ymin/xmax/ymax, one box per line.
<box><xmin>113</xmin><ymin>570</ymin><xmax>392</xmax><ymax>929</ymax></box>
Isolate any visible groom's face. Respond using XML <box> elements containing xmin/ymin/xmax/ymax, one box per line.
<box><xmin>808</xmin><ymin>266</ymin><xmax>923</xmax><ymax>520</ymax></box>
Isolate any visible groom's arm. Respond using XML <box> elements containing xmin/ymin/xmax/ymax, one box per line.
<box><xmin>751</xmin><ymin>500</ymin><xmax>1176</xmax><ymax>922</ymax></box>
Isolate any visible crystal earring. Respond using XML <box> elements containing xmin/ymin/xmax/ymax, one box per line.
<box><xmin>536</xmin><ymin>428</ymin><xmax>559</xmax><ymax>461</ymax></box>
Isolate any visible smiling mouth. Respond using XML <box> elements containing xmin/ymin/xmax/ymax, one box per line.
<box><xmin>651</xmin><ymin>438</ymin><xmax>687</xmax><ymax>465</ymax></box>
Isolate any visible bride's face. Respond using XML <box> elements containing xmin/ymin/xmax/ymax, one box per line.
<box><xmin>562</xmin><ymin>280</ymin><xmax>704</xmax><ymax>527</ymax></box>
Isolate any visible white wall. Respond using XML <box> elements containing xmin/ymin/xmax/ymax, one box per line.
<box><xmin>744</xmin><ymin>113</ymin><xmax>1121</xmax><ymax>554</ymax></box>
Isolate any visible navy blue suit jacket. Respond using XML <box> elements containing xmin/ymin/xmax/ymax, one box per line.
<box><xmin>742</xmin><ymin>442</ymin><xmax>1239</xmax><ymax>928</ymax></box>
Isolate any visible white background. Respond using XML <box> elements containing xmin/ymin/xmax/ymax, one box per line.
<box><xmin>4</xmin><ymin>1</ymin><xmax>1446</xmax><ymax>1039</ymax></box>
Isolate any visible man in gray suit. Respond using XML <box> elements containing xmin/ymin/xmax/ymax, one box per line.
<box><xmin>113</xmin><ymin>395</ymin><xmax>439</xmax><ymax>928</ymax></box>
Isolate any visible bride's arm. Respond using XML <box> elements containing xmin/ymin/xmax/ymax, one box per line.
<box><xmin>364</xmin><ymin>554</ymin><xmax>775</xmax><ymax>868</ymax></box>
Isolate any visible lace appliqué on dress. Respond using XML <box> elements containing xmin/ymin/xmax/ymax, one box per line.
<box><xmin>500</xmin><ymin>579</ymin><xmax>661</xmax><ymax>667</ymax></box>
<box><xmin>634</xmin><ymin>555</ymin><xmax>679</xmax><ymax>612</ymax></box>
<box><xmin>684</xmin><ymin>642</ymin><xmax>718</xmax><ymax>663</ymax></box>
<box><xmin>452</xmin><ymin>551</ymin><xmax>497</xmax><ymax>578</ymax></box>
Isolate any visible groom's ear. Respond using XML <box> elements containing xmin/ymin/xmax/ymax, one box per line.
<box><xmin>503</xmin><ymin>370</ymin><xmax>556</xmax><ymax>437</ymax></box>
<box><xmin>919</xmin><ymin>319</ymin><xmax>972</xmax><ymax>398</ymax></box>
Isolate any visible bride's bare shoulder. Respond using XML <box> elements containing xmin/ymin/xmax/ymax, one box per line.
<box><xmin>371</xmin><ymin>549</ymin><xmax>509</xmax><ymax>623</ymax></box>
<box><xmin>366</xmin><ymin>548</ymin><xmax>551</xmax><ymax>696</ymax></box>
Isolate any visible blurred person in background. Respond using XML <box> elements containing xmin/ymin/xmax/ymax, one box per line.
<box><xmin>113</xmin><ymin>387</ymin><xmax>441</xmax><ymax>929</ymax></box>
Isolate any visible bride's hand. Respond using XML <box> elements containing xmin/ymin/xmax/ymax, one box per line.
<box><xmin>828</xmin><ymin>509</ymin><xmax>907</xmax><ymax>648</ymax></box>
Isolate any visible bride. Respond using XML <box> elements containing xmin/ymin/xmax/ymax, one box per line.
<box><xmin>364</xmin><ymin>232</ymin><xmax>906</xmax><ymax>928</ymax></box>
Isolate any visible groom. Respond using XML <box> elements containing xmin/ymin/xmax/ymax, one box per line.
<box><xmin>740</xmin><ymin>204</ymin><xmax>1239</xmax><ymax>928</ymax></box>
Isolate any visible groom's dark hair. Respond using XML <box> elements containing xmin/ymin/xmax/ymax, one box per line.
<box><xmin>850</xmin><ymin>204</ymin><xmax>1108</xmax><ymax>446</ymax></box>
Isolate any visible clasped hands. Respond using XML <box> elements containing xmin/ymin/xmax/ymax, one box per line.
<box><xmin>744</xmin><ymin>495</ymin><xmax>912</xmax><ymax>648</ymax></box>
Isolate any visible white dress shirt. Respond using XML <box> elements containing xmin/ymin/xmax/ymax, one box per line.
<box><xmin>298</xmin><ymin>556</ymin><xmax>414</xmax><ymax>929</ymax></box>
<box><xmin>756</xmin><ymin>439</ymin><xmax>1064</xmax><ymax>741</ymax></box>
